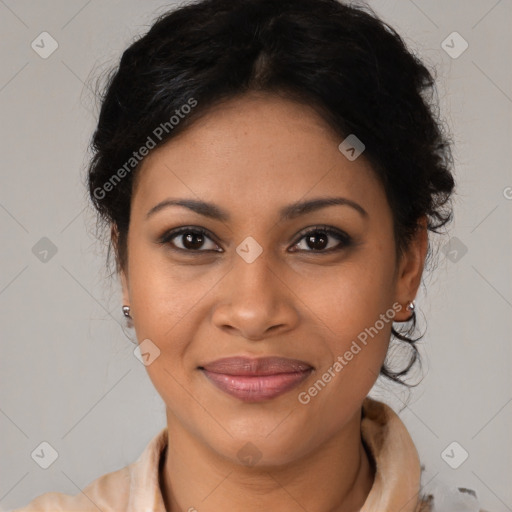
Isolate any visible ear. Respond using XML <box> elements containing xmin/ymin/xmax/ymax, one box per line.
<box><xmin>111</xmin><ymin>224</ymin><xmax>130</xmax><ymax>306</ymax></box>
<box><xmin>393</xmin><ymin>216</ymin><xmax>428</xmax><ymax>321</ymax></box>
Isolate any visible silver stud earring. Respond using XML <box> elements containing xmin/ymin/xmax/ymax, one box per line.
<box><xmin>122</xmin><ymin>305</ymin><xmax>132</xmax><ymax>318</ymax></box>
<box><xmin>406</xmin><ymin>300</ymin><xmax>416</xmax><ymax>312</ymax></box>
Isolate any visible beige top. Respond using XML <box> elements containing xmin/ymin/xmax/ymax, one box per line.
<box><xmin>11</xmin><ymin>398</ymin><xmax>440</xmax><ymax>511</ymax></box>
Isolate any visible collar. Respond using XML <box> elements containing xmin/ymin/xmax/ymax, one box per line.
<box><xmin>360</xmin><ymin>396</ymin><xmax>422</xmax><ymax>511</ymax></box>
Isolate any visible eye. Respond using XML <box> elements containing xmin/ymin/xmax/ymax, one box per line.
<box><xmin>158</xmin><ymin>227</ymin><xmax>222</xmax><ymax>252</ymax></box>
<box><xmin>158</xmin><ymin>225</ymin><xmax>352</xmax><ymax>254</ymax></box>
<box><xmin>290</xmin><ymin>225</ymin><xmax>352</xmax><ymax>253</ymax></box>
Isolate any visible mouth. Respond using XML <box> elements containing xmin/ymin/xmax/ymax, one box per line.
<box><xmin>198</xmin><ymin>356</ymin><xmax>314</xmax><ymax>402</ymax></box>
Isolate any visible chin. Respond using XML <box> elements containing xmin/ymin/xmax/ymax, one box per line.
<box><xmin>202</xmin><ymin>415</ymin><xmax>317</xmax><ymax>469</ymax></box>
<box><xmin>221</xmin><ymin>436</ymin><xmax>310</xmax><ymax>469</ymax></box>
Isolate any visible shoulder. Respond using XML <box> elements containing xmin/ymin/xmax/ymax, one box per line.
<box><xmin>10</xmin><ymin>465</ymin><xmax>131</xmax><ymax>511</ymax></box>
<box><xmin>416</xmin><ymin>495</ymin><xmax>491</xmax><ymax>512</ymax></box>
<box><xmin>416</xmin><ymin>472</ymin><xmax>492</xmax><ymax>512</ymax></box>
<box><xmin>362</xmin><ymin>397</ymin><xmax>492</xmax><ymax>512</ymax></box>
<box><xmin>10</xmin><ymin>427</ymin><xmax>168</xmax><ymax>512</ymax></box>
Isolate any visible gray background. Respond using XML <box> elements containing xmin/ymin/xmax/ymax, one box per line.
<box><xmin>0</xmin><ymin>0</ymin><xmax>511</xmax><ymax>510</ymax></box>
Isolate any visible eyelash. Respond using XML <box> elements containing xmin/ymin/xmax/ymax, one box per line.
<box><xmin>157</xmin><ymin>225</ymin><xmax>352</xmax><ymax>254</ymax></box>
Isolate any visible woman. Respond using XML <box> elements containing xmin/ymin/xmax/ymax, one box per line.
<box><xmin>14</xmin><ymin>0</ymin><xmax>485</xmax><ymax>510</ymax></box>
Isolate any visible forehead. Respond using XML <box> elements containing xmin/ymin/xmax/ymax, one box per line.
<box><xmin>131</xmin><ymin>93</ymin><xmax>385</xmax><ymax>218</ymax></box>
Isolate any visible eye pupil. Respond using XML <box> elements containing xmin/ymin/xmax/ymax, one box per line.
<box><xmin>183</xmin><ymin>232</ymin><xmax>204</xmax><ymax>250</ymax></box>
<box><xmin>306</xmin><ymin>231</ymin><xmax>328</xmax><ymax>251</ymax></box>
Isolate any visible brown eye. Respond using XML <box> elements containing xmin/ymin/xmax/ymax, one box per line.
<box><xmin>304</xmin><ymin>231</ymin><xmax>329</xmax><ymax>250</ymax></box>
<box><xmin>179</xmin><ymin>231</ymin><xmax>207</xmax><ymax>250</ymax></box>
<box><xmin>159</xmin><ymin>227</ymin><xmax>221</xmax><ymax>252</ymax></box>
<box><xmin>291</xmin><ymin>226</ymin><xmax>352</xmax><ymax>253</ymax></box>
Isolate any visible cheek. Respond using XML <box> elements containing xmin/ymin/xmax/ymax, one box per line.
<box><xmin>127</xmin><ymin>243</ymin><xmax>217</xmax><ymax>343</ymax></box>
<box><xmin>305</xmin><ymin>244</ymin><xmax>396</xmax><ymax>348</ymax></box>
<box><xmin>295</xmin><ymin>266</ymin><xmax>395</xmax><ymax>438</ymax></box>
<box><xmin>297</xmin><ymin>241</ymin><xmax>397</xmax><ymax>399</ymax></box>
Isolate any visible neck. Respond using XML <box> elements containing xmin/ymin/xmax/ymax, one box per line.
<box><xmin>159</xmin><ymin>407</ymin><xmax>375</xmax><ymax>512</ymax></box>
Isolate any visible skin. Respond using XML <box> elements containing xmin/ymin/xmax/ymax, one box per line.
<box><xmin>115</xmin><ymin>91</ymin><xmax>428</xmax><ymax>512</ymax></box>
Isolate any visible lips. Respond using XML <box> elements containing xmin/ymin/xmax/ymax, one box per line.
<box><xmin>199</xmin><ymin>356</ymin><xmax>313</xmax><ymax>402</ymax></box>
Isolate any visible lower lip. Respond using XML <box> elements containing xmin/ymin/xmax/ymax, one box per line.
<box><xmin>201</xmin><ymin>369</ymin><xmax>313</xmax><ymax>402</ymax></box>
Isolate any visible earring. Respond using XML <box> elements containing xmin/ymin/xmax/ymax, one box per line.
<box><xmin>122</xmin><ymin>305</ymin><xmax>132</xmax><ymax>318</ymax></box>
<box><xmin>406</xmin><ymin>300</ymin><xmax>416</xmax><ymax>312</ymax></box>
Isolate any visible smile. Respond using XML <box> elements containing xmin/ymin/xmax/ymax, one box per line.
<box><xmin>199</xmin><ymin>356</ymin><xmax>314</xmax><ymax>402</ymax></box>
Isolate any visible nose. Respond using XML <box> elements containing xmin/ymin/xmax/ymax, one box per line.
<box><xmin>211</xmin><ymin>252</ymin><xmax>299</xmax><ymax>341</ymax></box>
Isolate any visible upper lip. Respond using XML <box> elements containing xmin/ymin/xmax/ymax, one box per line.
<box><xmin>199</xmin><ymin>356</ymin><xmax>314</xmax><ymax>376</ymax></box>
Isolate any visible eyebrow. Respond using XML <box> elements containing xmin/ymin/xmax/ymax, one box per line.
<box><xmin>145</xmin><ymin>196</ymin><xmax>368</xmax><ymax>222</ymax></box>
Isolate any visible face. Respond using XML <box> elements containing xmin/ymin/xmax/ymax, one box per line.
<box><xmin>118</xmin><ymin>92</ymin><xmax>426</xmax><ymax>465</ymax></box>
